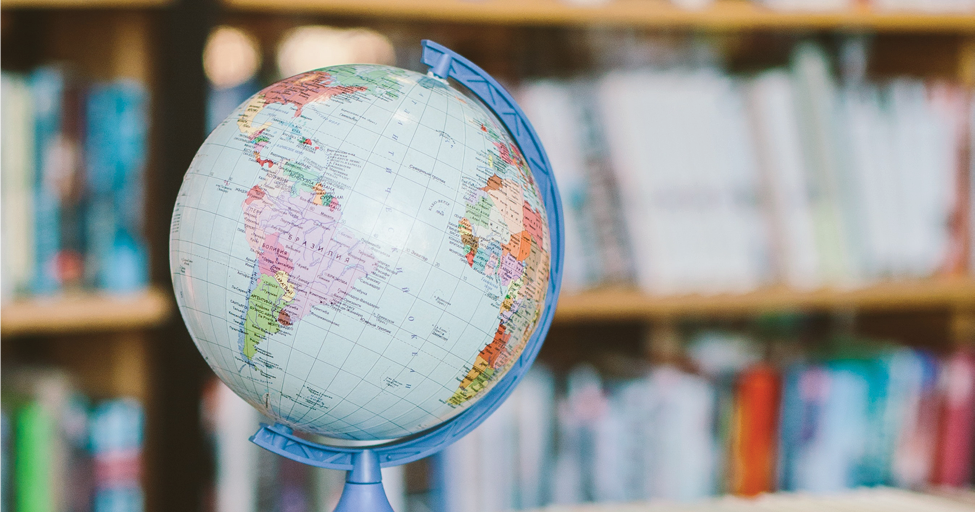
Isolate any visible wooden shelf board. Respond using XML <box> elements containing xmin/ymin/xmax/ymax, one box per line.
<box><xmin>554</xmin><ymin>279</ymin><xmax>975</xmax><ymax>322</ymax></box>
<box><xmin>224</xmin><ymin>0</ymin><xmax>975</xmax><ymax>32</ymax></box>
<box><xmin>1</xmin><ymin>0</ymin><xmax>168</xmax><ymax>9</ymax></box>
<box><xmin>1</xmin><ymin>287</ymin><xmax>173</xmax><ymax>337</ymax></box>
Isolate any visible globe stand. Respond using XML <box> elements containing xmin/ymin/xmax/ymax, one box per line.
<box><xmin>333</xmin><ymin>450</ymin><xmax>393</xmax><ymax>512</ymax></box>
<box><xmin>249</xmin><ymin>39</ymin><xmax>565</xmax><ymax>512</ymax></box>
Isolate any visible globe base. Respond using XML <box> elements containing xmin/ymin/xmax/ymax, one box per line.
<box><xmin>334</xmin><ymin>451</ymin><xmax>394</xmax><ymax>512</ymax></box>
<box><xmin>251</xmin><ymin>424</ymin><xmax>396</xmax><ymax>511</ymax></box>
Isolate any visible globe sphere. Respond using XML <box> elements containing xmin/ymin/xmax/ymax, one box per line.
<box><xmin>170</xmin><ymin>64</ymin><xmax>552</xmax><ymax>441</ymax></box>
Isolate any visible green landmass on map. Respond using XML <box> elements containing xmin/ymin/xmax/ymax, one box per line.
<box><xmin>243</xmin><ymin>273</ymin><xmax>287</xmax><ymax>359</ymax></box>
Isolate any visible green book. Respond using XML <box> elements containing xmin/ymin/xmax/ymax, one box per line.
<box><xmin>15</xmin><ymin>401</ymin><xmax>54</xmax><ymax>512</ymax></box>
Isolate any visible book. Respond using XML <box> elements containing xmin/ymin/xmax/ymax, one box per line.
<box><xmin>8</xmin><ymin>369</ymin><xmax>87</xmax><ymax>512</ymax></box>
<box><xmin>202</xmin><ymin>379</ymin><xmax>261</xmax><ymax>512</ymax></box>
<box><xmin>597</xmin><ymin>69</ymin><xmax>768</xmax><ymax>294</ymax></box>
<box><xmin>727</xmin><ymin>364</ymin><xmax>781</xmax><ymax>496</ymax></box>
<box><xmin>30</xmin><ymin>67</ymin><xmax>69</xmax><ymax>295</ymax></box>
<box><xmin>85</xmin><ymin>81</ymin><xmax>150</xmax><ymax>293</ymax></box>
<box><xmin>1</xmin><ymin>410</ymin><xmax>8</xmax><ymax>512</ymax></box>
<box><xmin>745</xmin><ymin>70</ymin><xmax>820</xmax><ymax>289</ymax></box>
<box><xmin>1</xmin><ymin>72</ymin><xmax>36</xmax><ymax>300</ymax></box>
<box><xmin>932</xmin><ymin>350</ymin><xmax>975</xmax><ymax>487</ymax></box>
<box><xmin>90</xmin><ymin>399</ymin><xmax>145</xmax><ymax>512</ymax></box>
<box><xmin>517</xmin><ymin>81</ymin><xmax>600</xmax><ymax>291</ymax></box>
<box><xmin>791</xmin><ymin>43</ymin><xmax>861</xmax><ymax>285</ymax></box>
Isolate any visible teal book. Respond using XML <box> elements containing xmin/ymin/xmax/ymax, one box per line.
<box><xmin>85</xmin><ymin>81</ymin><xmax>149</xmax><ymax>292</ymax></box>
<box><xmin>90</xmin><ymin>399</ymin><xmax>144</xmax><ymax>512</ymax></box>
<box><xmin>30</xmin><ymin>67</ymin><xmax>67</xmax><ymax>295</ymax></box>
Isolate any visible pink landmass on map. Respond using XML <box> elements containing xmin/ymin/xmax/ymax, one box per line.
<box><xmin>498</xmin><ymin>252</ymin><xmax>524</xmax><ymax>288</ymax></box>
<box><xmin>522</xmin><ymin>200</ymin><xmax>543</xmax><ymax>245</ymax></box>
<box><xmin>262</xmin><ymin>71</ymin><xmax>367</xmax><ymax>117</ymax></box>
<box><xmin>258</xmin><ymin>233</ymin><xmax>294</xmax><ymax>276</ymax></box>
<box><xmin>242</xmin><ymin>184</ymin><xmax>377</xmax><ymax>326</ymax></box>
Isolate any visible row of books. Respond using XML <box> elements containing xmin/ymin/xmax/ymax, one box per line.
<box><xmin>1</xmin><ymin>369</ymin><xmax>145</xmax><ymax>512</ymax></box>
<box><xmin>519</xmin><ymin>41</ymin><xmax>974</xmax><ymax>294</ymax></box>
<box><xmin>435</xmin><ymin>335</ymin><xmax>975</xmax><ymax>511</ymax></box>
<box><xmin>529</xmin><ymin>487</ymin><xmax>975</xmax><ymax>512</ymax></box>
<box><xmin>0</xmin><ymin>68</ymin><xmax>151</xmax><ymax>302</ymax></box>
<box><xmin>200</xmin><ymin>379</ymin><xmax>407</xmax><ymax>512</ymax></box>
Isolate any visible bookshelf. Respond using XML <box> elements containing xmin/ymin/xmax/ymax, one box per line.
<box><xmin>223</xmin><ymin>0</ymin><xmax>975</xmax><ymax>32</ymax></box>
<box><xmin>555</xmin><ymin>279</ymin><xmax>975</xmax><ymax>322</ymax></box>
<box><xmin>0</xmin><ymin>287</ymin><xmax>172</xmax><ymax>337</ymax></box>
<box><xmin>0</xmin><ymin>0</ymin><xmax>169</xmax><ymax>8</ymax></box>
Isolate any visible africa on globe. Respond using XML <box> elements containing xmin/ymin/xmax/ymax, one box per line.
<box><xmin>170</xmin><ymin>64</ymin><xmax>552</xmax><ymax>441</ymax></box>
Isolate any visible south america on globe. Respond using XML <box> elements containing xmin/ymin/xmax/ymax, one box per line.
<box><xmin>170</xmin><ymin>64</ymin><xmax>551</xmax><ymax>441</ymax></box>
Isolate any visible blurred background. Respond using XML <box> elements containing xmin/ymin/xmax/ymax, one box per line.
<box><xmin>2</xmin><ymin>1</ymin><xmax>975</xmax><ymax>512</ymax></box>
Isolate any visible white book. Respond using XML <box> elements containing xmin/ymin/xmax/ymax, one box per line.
<box><xmin>208</xmin><ymin>381</ymin><xmax>262</xmax><ymax>512</ymax></box>
<box><xmin>643</xmin><ymin>367</ymin><xmax>716</xmax><ymax>501</ymax></box>
<box><xmin>552</xmin><ymin>365</ymin><xmax>604</xmax><ymax>504</ymax></box>
<box><xmin>0</xmin><ymin>73</ymin><xmax>36</xmax><ymax>300</ymax></box>
<box><xmin>746</xmin><ymin>71</ymin><xmax>821</xmax><ymax>288</ymax></box>
<box><xmin>593</xmin><ymin>390</ymin><xmax>626</xmax><ymax>503</ymax></box>
<box><xmin>478</xmin><ymin>395</ymin><xmax>517</xmax><ymax>512</ymax></box>
<box><xmin>441</xmin><ymin>422</ymin><xmax>482</xmax><ymax>512</ymax></box>
<box><xmin>791</xmin><ymin>43</ymin><xmax>861</xmax><ymax>285</ymax></box>
<box><xmin>598</xmin><ymin>69</ymin><xmax>767</xmax><ymax>295</ymax></box>
<box><xmin>517</xmin><ymin>82</ymin><xmax>597</xmax><ymax>291</ymax></box>
<box><xmin>381</xmin><ymin>465</ymin><xmax>406</xmax><ymax>512</ymax></box>
<box><xmin>841</xmin><ymin>84</ymin><xmax>898</xmax><ymax>279</ymax></box>
<box><xmin>514</xmin><ymin>367</ymin><xmax>556</xmax><ymax>509</ymax></box>
<box><xmin>887</xmin><ymin>80</ymin><xmax>953</xmax><ymax>278</ymax></box>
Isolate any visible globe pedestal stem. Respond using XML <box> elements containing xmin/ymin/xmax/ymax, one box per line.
<box><xmin>334</xmin><ymin>450</ymin><xmax>394</xmax><ymax>512</ymax></box>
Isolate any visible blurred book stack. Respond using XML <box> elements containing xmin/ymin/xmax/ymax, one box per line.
<box><xmin>200</xmin><ymin>379</ymin><xmax>407</xmax><ymax>512</ymax></box>
<box><xmin>0</xmin><ymin>369</ymin><xmax>145</xmax><ymax>512</ymax></box>
<box><xmin>519</xmin><ymin>41</ymin><xmax>974</xmax><ymax>295</ymax></box>
<box><xmin>1</xmin><ymin>67</ymin><xmax>150</xmax><ymax>302</ymax></box>
<box><xmin>434</xmin><ymin>335</ymin><xmax>975</xmax><ymax>511</ymax></box>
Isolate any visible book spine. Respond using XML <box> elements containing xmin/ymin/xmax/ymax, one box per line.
<box><xmin>728</xmin><ymin>365</ymin><xmax>781</xmax><ymax>496</ymax></box>
<box><xmin>1</xmin><ymin>72</ymin><xmax>37</xmax><ymax>299</ymax></box>
<box><xmin>30</xmin><ymin>67</ymin><xmax>67</xmax><ymax>295</ymax></box>
<box><xmin>932</xmin><ymin>350</ymin><xmax>975</xmax><ymax>486</ymax></box>
<box><xmin>15</xmin><ymin>402</ymin><xmax>55</xmax><ymax>512</ymax></box>
<box><xmin>85</xmin><ymin>81</ymin><xmax>150</xmax><ymax>293</ymax></box>
<box><xmin>90</xmin><ymin>399</ymin><xmax>144</xmax><ymax>512</ymax></box>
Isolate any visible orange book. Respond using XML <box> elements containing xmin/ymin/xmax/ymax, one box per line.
<box><xmin>728</xmin><ymin>364</ymin><xmax>782</xmax><ymax>496</ymax></box>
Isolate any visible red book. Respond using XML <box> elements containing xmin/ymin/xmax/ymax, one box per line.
<box><xmin>728</xmin><ymin>364</ymin><xmax>781</xmax><ymax>496</ymax></box>
<box><xmin>929</xmin><ymin>83</ymin><xmax>970</xmax><ymax>275</ymax></box>
<box><xmin>932</xmin><ymin>350</ymin><xmax>975</xmax><ymax>487</ymax></box>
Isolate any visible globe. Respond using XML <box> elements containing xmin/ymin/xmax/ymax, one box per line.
<box><xmin>170</xmin><ymin>63</ymin><xmax>552</xmax><ymax>441</ymax></box>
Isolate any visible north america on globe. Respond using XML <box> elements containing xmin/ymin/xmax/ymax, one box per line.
<box><xmin>170</xmin><ymin>64</ymin><xmax>551</xmax><ymax>440</ymax></box>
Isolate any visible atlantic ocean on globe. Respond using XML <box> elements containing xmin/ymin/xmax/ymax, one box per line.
<box><xmin>170</xmin><ymin>48</ymin><xmax>557</xmax><ymax>443</ymax></box>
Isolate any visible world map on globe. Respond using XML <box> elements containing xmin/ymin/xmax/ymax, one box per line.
<box><xmin>170</xmin><ymin>64</ymin><xmax>551</xmax><ymax>440</ymax></box>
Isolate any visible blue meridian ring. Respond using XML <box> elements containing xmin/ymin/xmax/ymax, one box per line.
<box><xmin>250</xmin><ymin>39</ymin><xmax>565</xmax><ymax>470</ymax></box>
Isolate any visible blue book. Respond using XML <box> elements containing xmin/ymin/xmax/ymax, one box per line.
<box><xmin>85</xmin><ymin>81</ymin><xmax>149</xmax><ymax>292</ymax></box>
<box><xmin>30</xmin><ymin>67</ymin><xmax>66</xmax><ymax>294</ymax></box>
<box><xmin>90</xmin><ymin>399</ymin><xmax>145</xmax><ymax>512</ymax></box>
